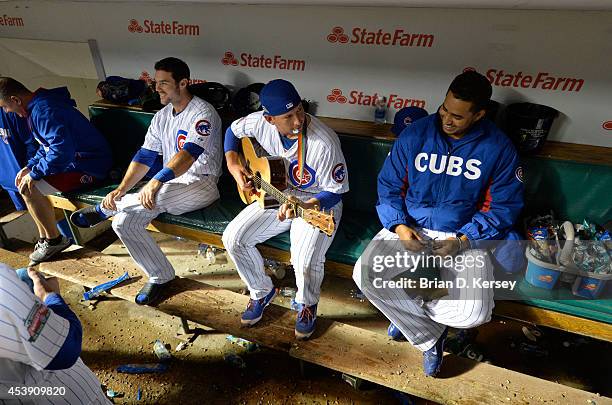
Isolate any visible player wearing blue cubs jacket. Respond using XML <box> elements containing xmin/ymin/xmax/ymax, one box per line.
<box><xmin>0</xmin><ymin>77</ymin><xmax>112</xmax><ymax>263</ymax></box>
<box><xmin>354</xmin><ymin>71</ymin><xmax>523</xmax><ymax>377</ymax></box>
<box><xmin>376</xmin><ymin>107</ymin><xmax>523</xmax><ymax>240</ymax></box>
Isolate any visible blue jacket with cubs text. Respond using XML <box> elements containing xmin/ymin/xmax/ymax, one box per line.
<box><xmin>377</xmin><ymin>114</ymin><xmax>523</xmax><ymax>240</ymax></box>
<box><xmin>26</xmin><ymin>87</ymin><xmax>112</xmax><ymax>180</ymax></box>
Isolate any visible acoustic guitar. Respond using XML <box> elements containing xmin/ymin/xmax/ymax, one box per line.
<box><xmin>237</xmin><ymin>137</ymin><xmax>335</xmax><ymax>237</ymax></box>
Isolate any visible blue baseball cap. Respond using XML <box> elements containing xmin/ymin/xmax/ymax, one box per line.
<box><xmin>260</xmin><ymin>79</ymin><xmax>302</xmax><ymax>116</ymax></box>
<box><xmin>391</xmin><ymin>106</ymin><xmax>428</xmax><ymax>136</ymax></box>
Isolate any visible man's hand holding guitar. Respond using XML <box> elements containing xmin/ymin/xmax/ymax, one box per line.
<box><xmin>278</xmin><ymin>196</ymin><xmax>320</xmax><ymax>222</ymax></box>
<box><xmin>226</xmin><ymin>151</ymin><xmax>254</xmax><ymax>193</ymax></box>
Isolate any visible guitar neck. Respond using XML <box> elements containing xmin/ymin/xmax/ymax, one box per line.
<box><xmin>255</xmin><ymin>175</ymin><xmax>305</xmax><ymax>216</ymax></box>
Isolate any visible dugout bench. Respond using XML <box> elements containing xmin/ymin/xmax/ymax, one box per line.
<box><xmin>47</xmin><ymin>101</ymin><xmax>612</xmax><ymax>342</ymax></box>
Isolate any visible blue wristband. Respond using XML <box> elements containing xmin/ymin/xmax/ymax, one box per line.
<box><xmin>153</xmin><ymin>167</ymin><xmax>175</xmax><ymax>183</ymax></box>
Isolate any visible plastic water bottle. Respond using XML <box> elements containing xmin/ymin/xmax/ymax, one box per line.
<box><xmin>374</xmin><ymin>95</ymin><xmax>387</xmax><ymax>124</ymax></box>
<box><xmin>153</xmin><ymin>340</ymin><xmax>172</xmax><ymax>362</ymax></box>
<box><xmin>205</xmin><ymin>246</ymin><xmax>217</xmax><ymax>265</ymax></box>
<box><xmin>197</xmin><ymin>243</ymin><xmax>208</xmax><ymax>256</ymax></box>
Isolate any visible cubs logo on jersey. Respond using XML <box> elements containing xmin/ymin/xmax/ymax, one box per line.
<box><xmin>288</xmin><ymin>160</ymin><xmax>316</xmax><ymax>188</ymax></box>
<box><xmin>80</xmin><ymin>174</ymin><xmax>93</xmax><ymax>184</ymax></box>
<box><xmin>195</xmin><ymin>120</ymin><xmax>211</xmax><ymax>136</ymax></box>
<box><xmin>331</xmin><ymin>163</ymin><xmax>346</xmax><ymax>183</ymax></box>
<box><xmin>515</xmin><ymin>166</ymin><xmax>524</xmax><ymax>183</ymax></box>
<box><xmin>176</xmin><ymin>130</ymin><xmax>188</xmax><ymax>151</ymax></box>
<box><xmin>0</xmin><ymin>128</ymin><xmax>9</xmax><ymax>144</ymax></box>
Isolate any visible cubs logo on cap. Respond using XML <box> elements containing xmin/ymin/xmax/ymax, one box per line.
<box><xmin>195</xmin><ymin>120</ymin><xmax>211</xmax><ymax>136</ymax></box>
<box><xmin>391</xmin><ymin>106</ymin><xmax>428</xmax><ymax>136</ymax></box>
<box><xmin>331</xmin><ymin>163</ymin><xmax>346</xmax><ymax>183</ymax></box>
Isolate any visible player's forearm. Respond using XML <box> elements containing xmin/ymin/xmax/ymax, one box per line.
<box><xmin>225</xmin><ymin>151</ymin><xmax>241</xmax><ymax>168</ymax></box>
<box><xmin>165</xmin><ymin>150</ymin><xmax>196</xmax><ymax>178</ymax></box>
<box><xmin>117</xmin><ymin>161</ymin><xmax>150</xmax><ymax>192</ymax></box>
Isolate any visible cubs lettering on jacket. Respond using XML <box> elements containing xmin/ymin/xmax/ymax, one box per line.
<box><xmin>414</xmin><ymin>153</ymin><xmax>482</xmax><ymax>179</ymax></box>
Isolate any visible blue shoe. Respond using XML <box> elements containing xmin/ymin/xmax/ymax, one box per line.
<box><xmin>241</xmin><ymin>288</ymin><xmax>277</xmax><ymax>326</ymax></box>
<box><xmin>423</xmin><ymin>327</ymin><xmax>449</xmax><ymax>377</ymax></box>
<box><xmin>387</xmin><ymin>323</ymin><xmax>406</xmax><ymax>341</ymax></box>
<box><xmin>70</xmin><ymin>204</ymin><xmax>110</xmax><ymax>228</ymax></box>
<box><xmin>295</xmin><ymin>303</ymin><xmax>317</xmax><ymax>340</ymax></box>
<box><xmin>135</xmin><ymin>280</ymin><xmax>171</xmax><ymax>306</ymax></box>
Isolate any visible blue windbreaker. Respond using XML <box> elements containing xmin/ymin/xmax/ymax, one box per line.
<box><xmin>0</xmin><ymin>110</ymin><xmax>38</xmax><ymax>209</ymax></box>
<box><xmin>25</xmin><ymin>87</ymin><xmax>112</xmax><ymax>181</ymax></box>
<box><xmin>377</xmin><ymin>114</ymin><xmax>523</xmax><ymax>240</ymax></box>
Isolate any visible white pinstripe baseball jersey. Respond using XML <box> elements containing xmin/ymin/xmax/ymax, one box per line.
<box><xmin>0</xmin><ymin>264</ymin><xmax>109</xmax><ymax>404</ymax></box>
<box><xmin>143</xmin><ymin>95</ymin><xmax>222</xmax><ymax>182</ymax></box>
<box><xmin>230</xmin><ymin>111</ymin><xmax>349</xmax><ymax>199</ymax></box>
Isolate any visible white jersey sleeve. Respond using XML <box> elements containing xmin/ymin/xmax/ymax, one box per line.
<box><xmin>230</xmin><ymin>112</ymin><xmax>265</xmax><ymax>139</ymax></box>
<box><xmin>142</xmin><ymin>112</ymin><xmax>163</xmax><ymax>152</ymax></box>
<box><xmin>0</xmin><ymin>265</ymin><xmax>69</xmax><ymax>371</ymax></box>
<box><xmin>316</xmin><ymin>140</ymin><xmax>349</xmax><ymax>195</ymax></box>
<box><xmin>184</xmin><ymin>107</ymin><xmax>222</xmax><ymax>154</ymax></box>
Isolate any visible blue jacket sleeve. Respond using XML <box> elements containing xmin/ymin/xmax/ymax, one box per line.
<box><xmin>376</xmin><ymin>133</ymin><xmax>414</xmax><ymax>231</ymax></box>
<box><xmin>26</xmin><ymin>144</ymin><xmax>45</xmax><ymax>170</ymax></box>
<box><xmin>28</xmin><ymin>109</ymin><xmax>76</xmax><ymax>180</ymax></box>
<box><xmin>9</xmin><ymin>113</ymin><xmax>38</xmax><ymax>161</ymax></box>
<box><xmin>458</xmin><ymin>144</ymin><xmax>524</xmax><ymax>240</ymax></box>
<box><xmin>43</xmin><ymin>293</ymin><xmax>83</xmax><ymax>370</ymax></box>
<box><xmin>224</xmin><ymin>127</ymin><xmax>241</xmax><ymax>153</ymax></box>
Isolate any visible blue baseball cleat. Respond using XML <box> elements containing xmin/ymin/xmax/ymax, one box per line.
<box><xmin>135</xmin><ymin>280</ymin><xmax>172</xmax><ymax>306</ymax></box>
<box><xmin>423</xmin><ymin>327</ymin><xmax>449</xmax><ymax>377</ymax></box>
<box><xmin>70</xmin><ymin>204</ymin><xmax>110</xmax><ymax>228</ymax></box>
<box><xmin>295</xmin><ymin>303</ymin><xmax>318</xmax><ymax>340</ymax></box>
<box><xmin>387</xmin><ymin>323</ymin><xmax>407</xmax><ymax>341</ymax></box>
<box><xmin>241</xmin><ymin>288</ymin><xmax>277</xmax><ymax>326</ymax></box>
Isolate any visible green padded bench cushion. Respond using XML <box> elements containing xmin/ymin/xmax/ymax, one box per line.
<box><xmin>58</xmin><ymin>181</ymin><xmax>383</xmax><ymax>265</ymax></box>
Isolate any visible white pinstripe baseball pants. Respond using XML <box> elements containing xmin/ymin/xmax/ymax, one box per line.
<box><xmin>103</xmin><ymin>177</ymin><xmax>219</xmax><ymax>284</ymax></box>
<box><xmin>222</xmin><ymin>201</ymin><xmax>343</xmax><ymax>306</ymax></box>
<box><xmin>353</xmin><ymin>228</ymin><xmax>495</xmax><ymax>352</ymax></box>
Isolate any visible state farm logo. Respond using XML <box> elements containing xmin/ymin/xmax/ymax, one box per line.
<box><xmin>128</xmin><ymin>19</ymin><xmax>143</xmax><ymax>33</ymax></box>
<box><xmin>327</xmin><ymin>27</ymin><xmax>349</xmax><ymax>43</ymax></box>
<box><xmin>128</xmin><ymin>18</ymin><xmax>199</xmax><ymax>36</ymax></box>
<box><xmin>327</xmin><ymin>89</ymin><xmax>347</xmax><ymax>104</ymax></box>
<box><xmin>222</xmin><ymin>52</ymin><xmax>239</xmax><ymax>66</ymax></box>
<box><xmin>221</xmin><ymin>51</ymin><xmax>305</xmax><ymax>71</ymax></box>
<box><xmin>327</xmin><ymin>88</ymin><xmax>425</xmax><ymax>109</ymax></box>
<box><xmin>603</xmin><ymin>121</ymin><xmax>612</xmax><ymax>131</ymax></box>
<box><xmin>0</xmin><ymin>15</ymin><xmax>24</xmax><ymax>27</ymax></box>
<box><xmin>326</xmin><ymin>26</ymin><xmax>434</xmax><ymax>47</ymax></box>
<box><xmin>465</xmin><ymin>67</ymin><xmax>584</xmax><ymax>92</ymax></box>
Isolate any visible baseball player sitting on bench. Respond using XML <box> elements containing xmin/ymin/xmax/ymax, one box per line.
<box><xmin>222</xmin><ymin>79</ymin><xmax>349</xmax><ymax>340</ymax></box>
<box><xmin>0</xmin><ymin>264</ymin><xmax>110</xmax><ymax>404</ymax></box>
<box><xmin>353</xmin><ymin>71</ymin><xmax>523</xmax><ymax>377</ymax></box>
<box><xmin>70</xmin><ymin>57</ymin><xmax>222</xmax><ymax>306</ymax></box>
<box><xmin>0</xmin><ymin>78</ymin><xmax>112</xmax><ymax>264</ymax></box>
